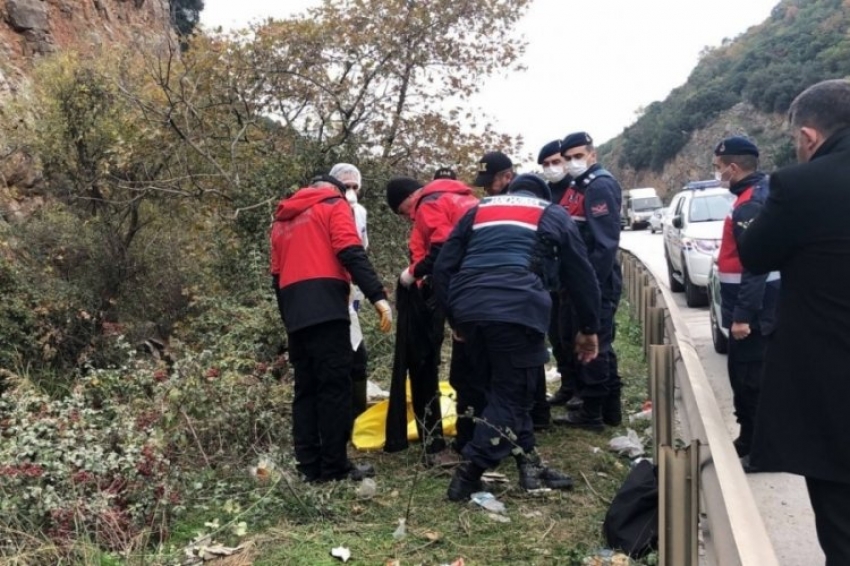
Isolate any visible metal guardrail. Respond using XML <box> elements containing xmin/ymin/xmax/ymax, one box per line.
<box><xmin>620</xmin><ymin>250</ymin><xmax>779</xmax><ymax>566</ymax></box>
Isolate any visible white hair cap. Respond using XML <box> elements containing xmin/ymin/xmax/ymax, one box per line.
<box><xmin>329</xmin><ymin>163</ymin><xmax>362</xmax><ymax>188</ymax></box>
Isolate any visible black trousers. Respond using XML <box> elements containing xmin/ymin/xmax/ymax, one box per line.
<box><xmin>449</xmin><ymin>338</ymin><xmax>487</xmax><ymax>453</ymax></box>
<box><xmin>459</xmin><ymin>322</ymin><xmax>547</xmax><ymax>470</ymax></box>
<box><xmin>289</xmin><ymin>320</ymin><xmax>353</xmax><ymax>481</ymax></box>
<box><xmin>806</xmin><ymin>477</ymin><xmax>850</xmax><ymax>566</ymax></box>
<box><xmin>726</xmin><ymin>332</ymin><xmax>765</xmax><ymax>452</ymax></box>
<box><xmin>549</xmin><ymin>292</ymin><xmax>581</xmax><ymax>392</ymax></box>
<box><xmin>578</xmin><ymin>298</ymin><xmax>622</xmax><ymax>399</ymax></box>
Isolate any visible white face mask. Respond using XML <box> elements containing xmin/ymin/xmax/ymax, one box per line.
<box><xmin>715</xmin><ymin>168</ymin><xmax>731</xmax><ymax>188</ymax></box>
<box><xmin>566</xmin><ymin>159</ymin><xmax>588</xmax><ymax>178</ymax></box>
<box><xmin>542</xmin><ymin>165</ymin><xmax>567</xmax><ymax>183</ymax></box>
<box><xmin>345</xmin><ymin>189</ymin><xmax>358</xmax><ymax>204</ymax></box>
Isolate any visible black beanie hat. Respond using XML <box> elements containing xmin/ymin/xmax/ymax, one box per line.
<box><xmin>507</xmin><ymin>173</ymin><xmax>552</xmax><ymax>202</ymax></box>
<box><xmin>385</xmin><ymin>177</ymin><xmax>423</xmax><ymax>213</ymax></box>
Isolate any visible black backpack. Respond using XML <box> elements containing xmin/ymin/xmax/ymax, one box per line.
<box><xmin>602</xmin><ymin>460</ymin><xmax>659</xmax><ymax>558</ymax></box>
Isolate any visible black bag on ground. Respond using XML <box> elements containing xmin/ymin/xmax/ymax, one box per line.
<box><xmin>602</xmin><ymin>460</ymin><xmax>659</xmax><ymax>558</ymax></box>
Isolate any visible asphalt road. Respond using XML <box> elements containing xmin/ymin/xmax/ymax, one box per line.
<box><xmin>620</xmin><ymin>229</ymin><xmax>823</xmax><ymax>566</ymax></box>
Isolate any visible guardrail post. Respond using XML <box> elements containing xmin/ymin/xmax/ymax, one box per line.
<box><xmin>647</xmin><ymin>306</ymin><xmax>665</xmax><ymax>347</ymax></box>
<box><xmin>642</xmin><ymin>285</ymin><xmax>657</xmax><ymax>356</ymax></box>
<box><xmin>659</xmin><ymin>442</ymin><xmax>700</xmax><ymax>566</ymax></box>
<box><xmin>650</xmin><ymin>344</ymin><xmax>675</xmax><ymax>454</ymax></box>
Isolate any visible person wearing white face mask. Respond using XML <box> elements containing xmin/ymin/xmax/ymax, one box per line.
<box><xmin>536</xmin><ymin>140</ymin><xmax>581</xmax><ymax>422</ymax></box>
<box><xmin>330</xmin><ymin>163</ymin><xmax>370</xmax><ymax>421</ymax></box>
<box><xmin>552</xmin><ymin>132</ymin><xmax>625</xmax><ymax>431</ymax></box>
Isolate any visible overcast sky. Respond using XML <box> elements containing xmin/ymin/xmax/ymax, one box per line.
<box><xmin>202</xmin><ymin>0</ymin><xmax>778</xmax><ymax>166</ymax></box>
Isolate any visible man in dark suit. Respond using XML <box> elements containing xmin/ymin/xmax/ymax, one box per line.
<box><xmin>739</xmin><ymin>79</ymin><xmax>850</xmax><ymax>566</ymax></box>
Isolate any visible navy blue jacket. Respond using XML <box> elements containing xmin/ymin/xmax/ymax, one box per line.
<box><xmin>717</xmin><ymin>172</ymin><xmax>779</xmax><ymax>334</ymax></box>
<box><xmin>559</xmin><ymin>164</ymin><xmax>623</xmax><ymax>301</ymax></box>
<box><xmin>433</xmin><ymin>191</ymin><xmax>601</xmax><ymax>335</ymax></box>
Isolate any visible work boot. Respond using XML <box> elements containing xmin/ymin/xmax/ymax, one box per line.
<box><xmin>447</xmin><ymin>462</ymin><xmax>486</xmax><ymax>502</ymax></box>
<box><xmin>602</xmin><ymin>391</ymin><xmax>622</xmax><ymax>426</ymax></box>
<box><xmin>553</xmin><ymin>397</ymin><xmax>604</xmax><ymax>432</ymax></box>
<box><xmin>516</xmin><ymin>453</ymin><xmax>574</xmax><ymax>491</ymax></box>
<box><xmin>565</xmin><ymin>395</ymin><xmax>584</xmax><ymax>411</ymax></box>
<box><xmin>547</xmin><ymin>385</ymin><xmax>574</xmax><ymax>406</ymax></box>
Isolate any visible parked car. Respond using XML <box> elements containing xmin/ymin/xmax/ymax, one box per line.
<box><xmin>707</xmin><ymin>253</ymin><xmax>729</xmax><ymax>354</ymax></box>
<box><xmin>663</xmin><ymin>181</ymin><xmax>735</xmax><ymax>307</ymax></box>
<box><xmin>649</xmin><ymin>206</ymin><xmax>668</xmax><ymax>233</ymax></box>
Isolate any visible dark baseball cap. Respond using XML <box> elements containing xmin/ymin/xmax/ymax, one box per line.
<box><xmin>714</xmin><ymin>136</ymin><xmax>759</xmax><ymax>158</ymax></box>
<box><xmin>433</xmin><ymin>167</ymin><xmax>457</xmax><ymax>180</ymax></box>
<box><xmin>473</xmin><ymin>151</ymin><xmax>513</xmax><ymax>187</ymax></box>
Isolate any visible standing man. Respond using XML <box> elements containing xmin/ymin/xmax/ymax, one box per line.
<box><xmin>385</xmin><ymin>176</ymin><xmax>479</xmax><ymax>465</ymax></box>
<box><xmin>272</xmin><ymin>174</ymin><xmax>392</xmax><ymax>483</ymax></box>
<box><xmin>330</xmin><ymin>163</ymin><xmax>370</xmax><ymax>420</ymax></box>
<box><xmin>553</xmin><ymin>132</ymin><xmax>623</xmax><ymax>431</ymax></box>
<box><xmin>739</xmin><ymin>79</ymin><xmax>850</xmax><ymax>564</ymax></box>
<box><xmin>711</xmin><ymin>137</ymin><xmax>778</xmax><ymax>471</ymax></box>
<box><xmin>537</xmin><ymin>140</ymin><xmax>581</xmax><ymax>411</ymax></box>
<box><xmin>433</xmin><ymin>174</ymin><xmax>601</xmax><ymax>500</ymax></box>
<box><xmin>473</xmin><ymin>151</ymin><xmax>514</xmax><ymax>196</ymax></box>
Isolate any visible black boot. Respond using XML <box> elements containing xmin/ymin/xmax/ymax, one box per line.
<box><xmin>553</xmin><ymin>396</ymin><xmax>604</xmax><ymax>432</ymax></box>
<box><xmin>602</xmin><ymin>390</ymin><xmax>622</xmax><ymax>426</ymax></box>
<box><xmin>447</xmin><ymin>462</ymin><xmax>485</xmax><ymax>502</ymax></box>
<box><xmin>565</xmin><ymin>395</ymin><xmax>584</xmax><ymax>411</ymax></box>
<box><xmin>516</xmin><ymin>453</ymin><xmax>573</xmax><ymax>491</ymax></box>
<box><xmin>547</xmin><ymin>385</ymin><xmax>574</xmax><ymax>406</ymax></box>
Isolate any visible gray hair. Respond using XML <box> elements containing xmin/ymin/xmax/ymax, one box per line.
<box><xmin>789</xmin><ymin>79</ymin><xmax>850</xmax><ymax>139</ymax></box>
<box><xmin>329</xmin><ymin>163</ymin><xmax>362</xmax><ymax>187</ymax></box>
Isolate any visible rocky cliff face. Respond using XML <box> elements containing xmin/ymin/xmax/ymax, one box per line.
<box><xmin>0</xmin><ymin>0</ymin><xmax>171</xmax><ymax>218</ymax></box>
<box><xmin>1</xmin><ymin>0</ymin><xmax>169</xmax><ymax>60</ymax></box>
<box><xmin>605</xmin><ymin>102</ymin><xmax>790</xmax><ymax>201</ymax></box>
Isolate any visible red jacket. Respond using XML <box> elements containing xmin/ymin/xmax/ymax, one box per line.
<box><xmin>408</xmin><ymin>180</ymin><xmax>478</xmax><ymax>277</ymax></box>
<box><xmin>271</xmin><ymin>187</ymin><xmax>385</xmax><ymax>332</ymax></box>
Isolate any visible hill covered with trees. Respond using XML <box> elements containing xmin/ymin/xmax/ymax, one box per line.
<box><xmin>600</xmin><ymin>0</ymin><xmax>850</xmax><ymax>191</ymax></box>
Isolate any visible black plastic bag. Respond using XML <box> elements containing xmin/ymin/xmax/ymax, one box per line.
<box><xmin>602</xmin><ymin>460</ymin><xmax>659</xmax><ymax>558</ymax></box>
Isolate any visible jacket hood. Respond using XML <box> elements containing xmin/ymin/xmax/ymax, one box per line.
<box><xmin>418</xmin><ymin>179</ymin><xmax>475</xmax><ymax>201</ymax></box>
<box><xmin>274</xmin><ymin>187</ymin><xmax>342</xmax><ymax>221</ymax></box>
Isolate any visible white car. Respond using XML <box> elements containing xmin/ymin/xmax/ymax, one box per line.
<box><xmin>708</xmin><ymin>254</ymin><xmax>729</xmax><ymax>354</ymax></box>
<box><xmin>649</xmin><ymin>207</ymin><xmax>668</xmax><ymax>233</ymax></box>
<box><xmin>663</xmin><ymin>182</ymin><xmax>735</xmax><ymax>307</ymax></box>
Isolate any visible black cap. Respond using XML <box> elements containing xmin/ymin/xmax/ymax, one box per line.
<box><xmin>385</xmin><ymin>177</ymin><xmax>423</xmax><ymax>213</ymax></box>
<box><xmin>507</xmin><ymin>173</ymin><xmax>552</xmax><ymax>202</ymax></box>
<box><xmin>537</xmin><ymin>140</ymin><xmax>561</xmax><ymax>164</ymax></box>
<box><xmin>473</xmin><ymin>151</ymin><xmax>513</xmax><ymax>187</ymax></box>
<box><xmin>561</xmin><ymin>131</ymin><xmax>594</xmax><ymax>153</ymax></box>
<box><xmin>433</xmin><ymin>167</ymin><xmax>457</xmax><ymax>180</ymax></box>
<box><xmin>714</xmin><ymin>136</ymin><xmax>759</xmax><ymax>158</ymax></box>
<box><xmin>310</xmin><ymin>174</ymin><xmax>347</xmax><ymax>194</ymax></box>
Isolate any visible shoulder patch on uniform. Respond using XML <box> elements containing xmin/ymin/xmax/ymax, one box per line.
<box><xmin>589</xmin><ymin>201</ymin><xmax>609</xmax><ymax>217</ymax></box>
<box><xmin>736</xmin><ymin>219</ymin><xmax>753</xmax><ymax>230</ymax></box>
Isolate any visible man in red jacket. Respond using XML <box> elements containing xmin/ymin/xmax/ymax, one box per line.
<box><xmin>271</xmin><ymin>175</ymin><xmax>392</xmax><ymax>483</ymax></box>
<box><xmin>386</xmin><ymin>177</ymin><xmax>480</xmax><ymax>465</ymax></box>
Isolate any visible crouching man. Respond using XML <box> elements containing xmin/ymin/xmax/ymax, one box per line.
<box><xmin>433</xmin><ymin>174</ymin><xmax>601</xmax><ymax>500</ymax></box>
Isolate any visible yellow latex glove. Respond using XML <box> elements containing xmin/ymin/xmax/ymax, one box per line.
<box><xmin>375</xmin><ymin>299</ymin><xmax>393</xmax><ymax>333</ymax></box>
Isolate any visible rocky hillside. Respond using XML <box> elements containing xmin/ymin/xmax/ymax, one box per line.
<box><xmin>603</xmin><ymin>102</ymin><xmax>789</xmax><ymax>199</ymax></box>
<box><xmin>0</xmin><ymin>0</ymin><xmax>172</xmax><ymax>216</ymax></box>
<box><xmin>600</xmin><ymin>0</ymin><xmax>850</xmax><ymax>199</ymax></box>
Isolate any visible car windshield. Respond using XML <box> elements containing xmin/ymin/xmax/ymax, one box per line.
<box><xmin>633</xmin><ymin>197</ymin><xmax>662</xmax><ymax>211</ymax></box>
<box><xmin>688</xmin><ymin>193</ymin><xmax>734</xmax><ymax>222</ymax></box>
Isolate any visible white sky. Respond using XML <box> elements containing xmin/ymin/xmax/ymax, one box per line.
<box><xmin>201</xmin><ymin>0</ymin><xmax>778</xmax><ymax>166</ymax></box>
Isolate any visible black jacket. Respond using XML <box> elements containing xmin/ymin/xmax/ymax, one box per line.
<box><xmin>739</xmin><ymin>128</ymin><xmax>850</xmax><ymax>483</ymax></box>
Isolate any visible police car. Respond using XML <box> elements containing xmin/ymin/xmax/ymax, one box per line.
<box><xmin>663</xmin><ymin>180</ymin><xmax>735</xmax><ymax>307</ymax></box>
